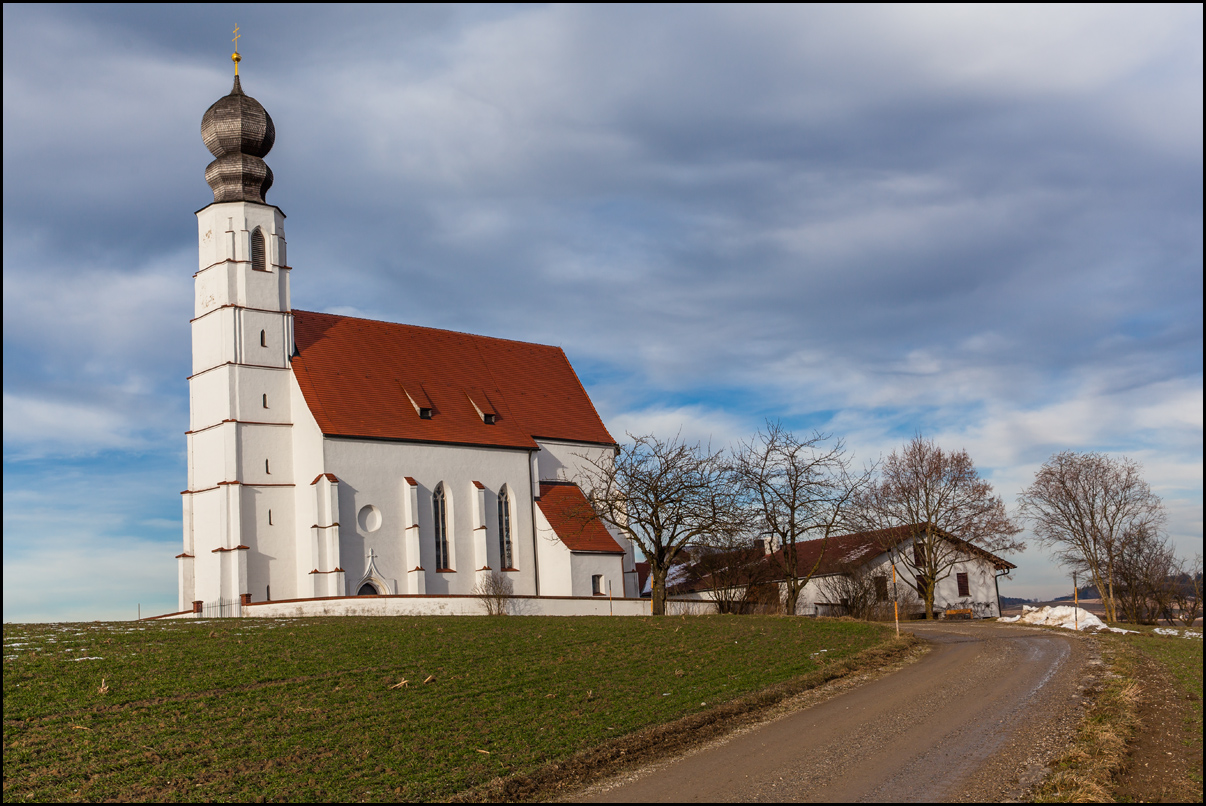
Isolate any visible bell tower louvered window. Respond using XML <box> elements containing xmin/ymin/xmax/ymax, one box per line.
<box><xmin>251</xmin><ymin>227</ymin><xmax>266</xmax><ymax>272</ymax></box>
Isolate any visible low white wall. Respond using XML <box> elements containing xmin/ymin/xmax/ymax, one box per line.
<box><xmin>164</xmin><ymin>594</ymin><xmax>662</xmax><ymax>618</ymax></box>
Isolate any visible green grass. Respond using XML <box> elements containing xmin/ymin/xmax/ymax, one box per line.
<box><xmin>4</xmin><ymin>615</ymin><xmax>891</xmax><ymax>802</ymax></box>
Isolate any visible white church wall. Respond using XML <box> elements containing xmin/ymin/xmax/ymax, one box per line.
<box><xmin>240</xmin><ymin>485</ymin><xmax>297</xmax><ymax>602</ymax></box>
<box><xmin>190</xmin><ymin>313</ymin><xmax>228</xmax><ymax>375</ymax></box>
<box><xmin>234</xmin><ymin>423</ymin><xmax>294</xmax><ymax>486</ymax></box>
<box><xmin>322</xmin><ymin>437</ymin><xmax>538</xmax><ymax>598</ymax></box>
<box><xmin>568</xmin><ymin>552</ymin><xmax>625</xmax><ymax>598</ymax></box>
<box><xmin>235</xmin><ymin>594</ymin><xmax>656</xmax><ymax>619</ymax></box>
<box><xmin>534</xmin><ymin>439</ymin><xmax>614</xmax><ymax>484</ymax></box>
<box><xmin>534</xmin><ymin>505</ymin><xmax>573</xmax><ymax>597</ymax></box>
<box><xmin>289</xmin><ymin>373</ymin><xmax>327</xmax><ymax>594</ymax></box>
<box><xmin>187</xmin><ymin>487</ymin><xmax>227</xmax><ymax>604</ymax></box>
<box><xmin>535</xmin><ymin>439</ymin><xmax>639</xmax><ymax>597</ymax></box>
<box><xmin>187</xmin><ymin>427</ymin><xmax>229</xmax><ymax>490</ymax></box>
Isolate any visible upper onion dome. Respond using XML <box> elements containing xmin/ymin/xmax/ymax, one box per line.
<box><xmin>201</xmin><ymin>74</ymin><xmax>275</xmax><ymax>204</ymax></box>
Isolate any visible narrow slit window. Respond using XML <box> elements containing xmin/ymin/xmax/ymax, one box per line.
<box><xmin>251</xmin><ymin>227</ymin><xmax>266</xmax><ymax>271</ymax></box>
<box><xmin>268</xmin><ymin>509</ymin><xmax>273</xmax><ymax>525</ymax></box>
<box><xmin>260</xmin><ymin>329</ymin><xmax>267</xmax><ymax>347</ymax></box>
<box><xmin>262</xmin><ymin>393</ymin><xmax>268</xmax><ymax>408</ymax></box>
<box><xmin>433</xmin><ymin>484</ymin><xmax>449</xmax><ymax>570</ymax></box>
<box><xmin>497</xmin><ymin>487</ymin><xmax>513</xmax><ymax>568</ymax></box>
<box><xmin>265</xmin><ymin>459</ymin><xmax>270</xmax><ymax>474</ymax></box>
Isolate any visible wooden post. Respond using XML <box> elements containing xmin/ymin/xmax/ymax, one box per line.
<box><xmin>892</xmin><ymin>561</ymin><xmax>900</xmax><ymax>637</ymax></box>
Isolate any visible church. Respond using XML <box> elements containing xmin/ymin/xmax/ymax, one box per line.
<box><xmin>179</xmin><ymin>59</ymin><xmax>639</xmax><ymax>615</ymax></box>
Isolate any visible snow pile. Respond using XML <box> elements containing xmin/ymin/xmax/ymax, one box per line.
<box><xmin>999</xmin><ymin>604</ymin><xmax>1111</xmax><ymax>632</ymax></box>
<box><xmin>1153</xmin><ymin>627</ymin><xmax>1203</xmax><ymax>639</ymax></box>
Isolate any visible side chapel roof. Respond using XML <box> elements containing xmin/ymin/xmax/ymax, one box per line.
<box><xmin>291</xmin><ymin>310</ymin><xmax>616</xmax><ymax>449</ymax></box>
<box><xmin>537</xmin><ymin>482</ymin><xmax>626</xmax><ymax>554</ymax></box>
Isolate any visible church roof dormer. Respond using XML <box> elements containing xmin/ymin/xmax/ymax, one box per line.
<box><xmin>201</xmin><ymin>58</ymin><xmax>275</xmax><ymax>204</ymax></box>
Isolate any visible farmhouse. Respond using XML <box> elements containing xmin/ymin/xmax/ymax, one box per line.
<box><xmin>660</xmin><ymin>524</ymin><xmax>1016</xmax><ymax>618</ymax></box>
<box><xmin>179</xmin><ymin>62</ymin><xmax>638</xmax><ymax>615</ymax></box>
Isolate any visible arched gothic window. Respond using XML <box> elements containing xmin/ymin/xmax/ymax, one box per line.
<box><xmin>251</xmin><ymin>227</ymin><xmax>266</xmax><ymax>272</ymax></box>
<box><xmin>358</xmin><ymin>582</ymin><xmax>378</xmax><ymax>596</ymax></box>
<box><xmin>497</xmin><ymin>487</ymin><xmax>513</xmax><ymax>569</ymax></box>
<box><xmin>433</xmin><ymin>484</ymin><xmax>450</xmax><ymax>570</ymax></box>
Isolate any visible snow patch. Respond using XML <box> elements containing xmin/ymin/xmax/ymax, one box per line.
<box><xmin>998</xmin><ymin>605</ymin><xmax>1136</xmax><ymax>633</ymax></box>
<box><xmin>1153</xmin><ymin>627</ymin><xmax>1202</xmax><ymax>639</ymax></box>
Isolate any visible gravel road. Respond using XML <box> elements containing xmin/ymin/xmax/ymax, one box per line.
<box><xmin>576</xmin><ymin>622</ymin><xmax>1095</xmax><ymax>803</ymax></box>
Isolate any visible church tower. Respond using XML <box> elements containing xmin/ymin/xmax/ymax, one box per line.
<box><xmin>180</xmin><ymin>52</ymin><xmax>295</xmax><ymax>612</ymax></box>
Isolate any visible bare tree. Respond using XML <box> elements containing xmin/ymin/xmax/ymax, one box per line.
<box><xmin>576</xmin><ymin>433</ymin><xmax>727</xmax><ymax>615</ymax></box>
<box><xmin>1170</xmin><ymin>554</ymin><xmax>1203</xmax><ymax>628</ymax></box>
<box><xmin>816</xmin><ymin>562</ymin><xmax>894</xmax><ymax>621</ymax></box>
<box><xmin>732</xmin><ymin>422</ymin><xmax>870</xmax><ymax>616</ymax></box>
<box><xmin>687</xmin><ymin>525</ymin><xmax>776</xmax><ymax>614</ymax></box>
<box><xmin>473</xmin><ymin>571</ymin><xmax>514</xmax><ymax>616</ymax></box>
<box><xmin>1115</xmin><ymin>525</ymin><xmax>1177</xmax><ymax>624</ymax></box>
<box><xmin>1018</xmin><ymin>452</ymin><xmax>1165</xmax><ymax>624</ymax></box>
<box><xmin>857</xmin><ymin>435</ymin><xmax>1023</xmax><ymax>619</ymax></box>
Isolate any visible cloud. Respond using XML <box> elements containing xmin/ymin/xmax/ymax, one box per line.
<box><xmin>1</xmin><ymin>5</ymin><xmax>1199</xmax><ymax>614</ymax></box>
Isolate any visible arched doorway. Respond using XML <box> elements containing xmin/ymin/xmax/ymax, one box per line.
<box><xmin>357</xmin><ymin>582</ymin><xmax>378</xmax><ymax>596</ymax></box>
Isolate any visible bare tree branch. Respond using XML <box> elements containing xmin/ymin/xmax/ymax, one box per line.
<box><xmin>1018</xmin><ymin>451</ymin><xmax>1165</xmax><ymax>623</ymax></box>
<box><xmin>855</xmin><ymin>435</ymin><xmax>1023</xmax><ymax>619</ymax></box>
<box><xmin>731</xmin><ymin>421</ymin><xmax>873</xmax><ymax>615</ymax></box>
<box><xmin>574</xmin><ymin>433</ymin><xmax>727</xmax><ymax>615</ymax></box>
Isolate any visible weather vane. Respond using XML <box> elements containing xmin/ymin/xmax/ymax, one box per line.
<box><xmin>232</xmin><ymin>25</ymin><xmax>241</xmax><ymax>75</ymax></box>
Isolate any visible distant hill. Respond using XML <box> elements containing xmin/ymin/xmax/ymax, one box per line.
<box><xmin>1000</xmin><ymin>596</ymin><xmax>1035</xmax><ymax>607</ymax></box>
<box><xmin>1052</xmin><ymin>585</ymin><xmax>1101</xmax><ymax>601</ymax></box>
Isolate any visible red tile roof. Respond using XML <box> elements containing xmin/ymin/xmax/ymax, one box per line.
<box><xmin>670</xmin><ymin>524</ymin><xmax>1016</xmax><ymax>594</ymax></box>
<box><xmin>537</xmin><ymin>482</ymin><xmax>626</xmax><ymax>554</ymax></box>
<box><xmin>291</xmin><ymin>310</ymin><xmax>615</xmax><ymax>449</ymax></box>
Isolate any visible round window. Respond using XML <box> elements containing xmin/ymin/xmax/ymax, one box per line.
<box><xmin>358</xmin><ymin>504</ymin><xmax>382</xmax><ymax>533</ymax></box>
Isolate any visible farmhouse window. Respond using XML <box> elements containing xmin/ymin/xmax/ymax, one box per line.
<box><xmin>957</xmin><ymin>572</ymin><xmax>970</xmax><ymax>597</ymax></box>
<box><xmin>592</xmin><ymin>574</ymin><xmax>603</xmax><ymax>595</ymax></box>
<box><xmin>913</xmin><ymin>542</ymin><xmax>926</xmax><ymax>569</ymax></box>
<box><xmin>874</xmin><ymin>575</ymin><xmax>888</xmax><ymax>602</ymax></box>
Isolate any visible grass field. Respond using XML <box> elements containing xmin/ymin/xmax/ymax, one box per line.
<box><xmin>4</xmin><ymin>615</ymin><xmax>891</xmax><ymax>802</ymax></box>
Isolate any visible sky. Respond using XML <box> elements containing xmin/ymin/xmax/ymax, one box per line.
<box><xmin>3</xmin><ymin>4</ymin><xmax>1202</xmax><ymax>622</ymax></box>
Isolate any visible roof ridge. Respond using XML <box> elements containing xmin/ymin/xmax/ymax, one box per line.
<box><xmin>293</xmin><ymin>309</ymin><xmax>566</xmax><ymax>352</ymax></box>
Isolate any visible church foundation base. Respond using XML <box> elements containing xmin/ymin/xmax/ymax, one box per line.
<box><xmin>148</xmin><ymin>593</ymin><xmax>675</xmax><ymax>618</ymax></box>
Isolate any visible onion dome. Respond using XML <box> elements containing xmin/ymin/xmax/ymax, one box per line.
<box><xmin>201</xmin><ymin>74</ymin><xmax>276</xmax><ymax>204</ymax></box>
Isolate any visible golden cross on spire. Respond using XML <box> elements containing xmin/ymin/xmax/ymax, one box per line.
<box><xmin>231</xmin><ymin>25</ymin><xmax>241</xmax><ymax>75</ymax></box>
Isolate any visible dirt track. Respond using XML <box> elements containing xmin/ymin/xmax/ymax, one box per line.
<box><xmin>575</xmin><ymin>622</ymin><xmax>1095</xmax><ymax>803</ymax></box>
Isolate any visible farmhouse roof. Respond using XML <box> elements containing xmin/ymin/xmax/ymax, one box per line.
<box><xmin>669</xmin><ymin>523</ymin><xmax>1016</xmax><ymax>595</ymax></box>
<box><xmin>537</xmin><ymin>482</ymin><xmax>626</xmax><ymax>554</ymax></box>
<box><xmin>765</xmin><ymin>524</ymin><xmax>1017</xmax><ymax>579</ymax></box>
<box><xmin>291</xmin><ymin>310</ymin><xmax>615</xmax><ymax>449</ymax></box>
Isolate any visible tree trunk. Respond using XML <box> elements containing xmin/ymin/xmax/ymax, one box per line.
<box><xmin>783</xmin><ymin>579</ymin><xmax>801</xmax><ymax>616</ymax></box>
<box><xmin>651</xmin><ymin>568</ymin><xmax>668</xmax><ymax>616</ymax></box>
